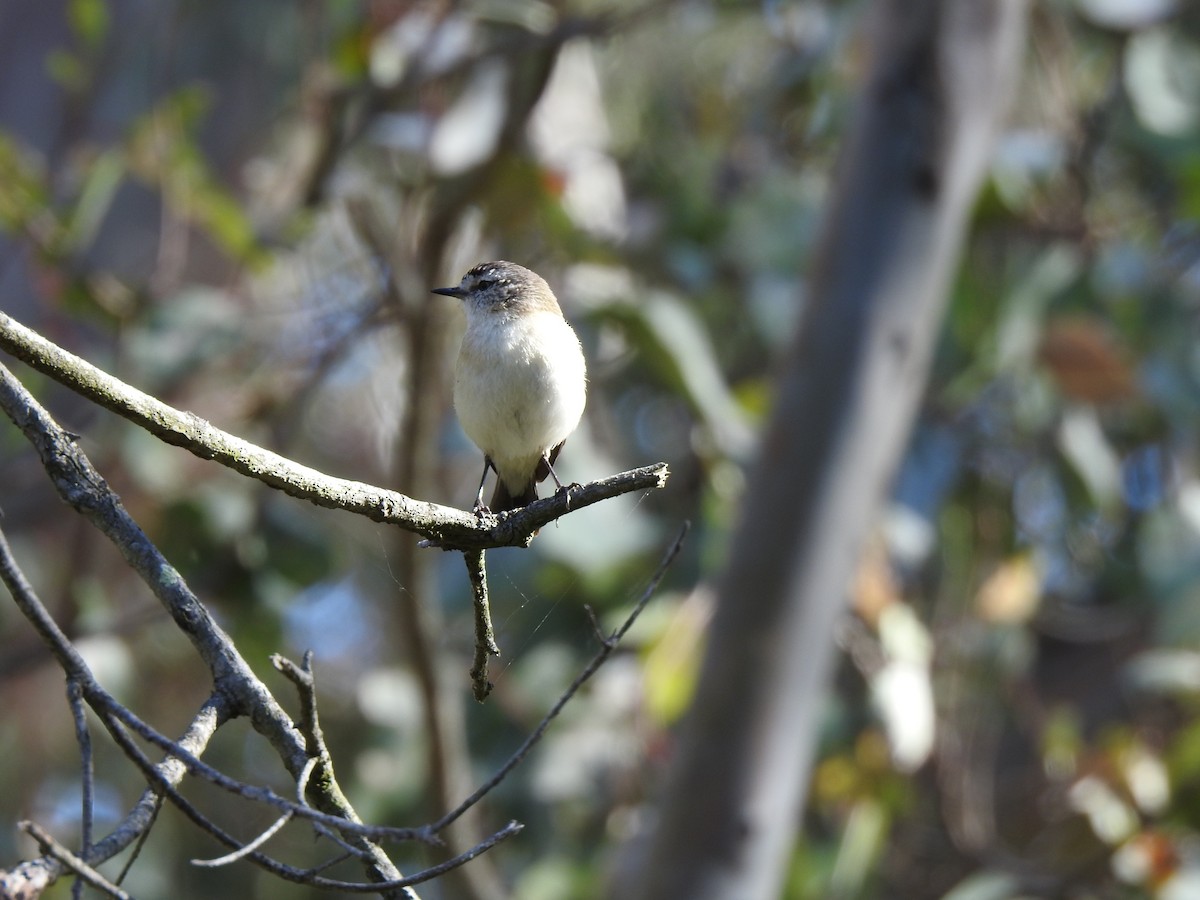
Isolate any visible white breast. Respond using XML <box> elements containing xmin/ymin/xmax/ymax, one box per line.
<box><xmin>454</xmin><ymin>309</ymin><xmax>587</xmax><ymax>490</ymax></box>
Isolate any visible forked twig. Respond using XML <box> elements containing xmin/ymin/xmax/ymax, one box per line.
<box><xmin>191</xmin><ymin>757</ymin><xmax>319</xmax><ymax>868</ymax></box>
<box><xmin>433</xmin><ymin>521</ymin><xmax>690</xmax><ymax>833</ymax></box>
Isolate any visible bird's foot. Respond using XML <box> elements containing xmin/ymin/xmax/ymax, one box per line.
<box><xmin>472</xmin><ymin>500</ymin><xmax>493</xmax><ymax>518</ymax></box>
<box><xmin>555</xmin><ymin>482</ymin><xmax>583</xmax><ymax>511</ymax></box>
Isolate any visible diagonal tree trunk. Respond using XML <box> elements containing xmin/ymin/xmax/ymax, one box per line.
<box><xmin>617</xmin><ymin>3</ymin><xmax>1028</xmax><ymax>898</ymax></box>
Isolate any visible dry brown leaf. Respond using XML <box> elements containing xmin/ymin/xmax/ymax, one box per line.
<box><xmin>1038</xmin><ymin>317</ymin><xmax>1138</xmax><ymax>404</ymax></box>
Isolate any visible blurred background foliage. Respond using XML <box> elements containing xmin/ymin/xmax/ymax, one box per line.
<box><xmin>2</xmin><ymin>0</ymin><xmax>1200</xmax><ymax>898</ymax></box>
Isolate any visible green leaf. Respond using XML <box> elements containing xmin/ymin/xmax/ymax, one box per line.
<box><xmin>124</xmin><ymin>86</ymin><xmax>265</xmax><ymax>265</ymax></box>
<box><xmin>63</xmin><ymin>149</ymin><xmax>125</xmax><ymax>252</ymax></box>
<box><xmin>69</xmin><ymin>0</ymin><xmax>110</xmax><ymax>49</ymax></box>
<box><xmin>45</xmin><ymin>49</ymin><xmax>85</xmax><ymax>90</ymax></box>
<box><xmin>0</xmin><ymin>135</ymin><xmax>50</xmax><ymax>232</ymax></box>
<box><xmin>188</xmin><ymin>186</ymin><xmax>261</xmax><ymax>262</ymax></box>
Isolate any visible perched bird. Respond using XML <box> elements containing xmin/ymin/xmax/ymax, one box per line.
<box><xmin>433</xmin><ymin>261</ymin><xmax>587</xmax><ymax>513</ymax></box>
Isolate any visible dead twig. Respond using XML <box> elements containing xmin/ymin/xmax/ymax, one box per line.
<box><xmin>65</xmin><ymin>679</ymin><xmax>94</xmax><ymax>900</ymax></box>
<box><xmin>19</xmin><ymin>821</ymin><xmax>133</xmax><ymax>900</ymax></box>
<box><xmin>464</xmin><ymin>550</ymin><xmax>500</xmax><ymax>702</ymax></box>
<box><xmin>432</xmin><ymin>522</ymin><xmax>690</xmax><ymax>833</ymax></box>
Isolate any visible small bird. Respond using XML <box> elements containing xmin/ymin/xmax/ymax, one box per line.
<box><xmin>433</xmin><ymin>261</ymin><xmax>587</xmax><ymax>513</ymax></box>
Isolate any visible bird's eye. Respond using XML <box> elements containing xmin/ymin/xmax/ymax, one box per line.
<box><xmin>475</xmin><ymin>279</ymin><xmax>495</xmax><ymax>290</ymax></box>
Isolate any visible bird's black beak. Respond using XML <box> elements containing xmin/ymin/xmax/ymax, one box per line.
<box><xmin>431</xmin><ymin>286</ymin><xmax>467</xmax><ymax>298</ymax></box>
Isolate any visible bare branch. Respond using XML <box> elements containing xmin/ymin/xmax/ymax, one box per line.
<box><xmin>96</xmin><ymin>712</ymin><xmax>413</xmax><ymax>895</ymax></box>
<box><xmin>432</xmin><ymin>522</ymin><xmax>690</xmax><ymax>834</ymax></box>
<box><xmin>99</xmin><ymin>712</ymin><xmax>516</xmax><ymax>897</ymax></box>
<box><xmin>271</xmin><ymin>654</ymin><xmax>436</xmax><ymax>852</ymax></box>
<box><xmin>272</xmin><ymin>652</ymin><xmax>324</xmax><ymax>751</ymax></box>
<box><xmin>464</xmin><ymin>550</ymin><xmax>500</xmax><ymax>702</ymax></box>
<box><xmin>189</xmin><ymin>812</ymin><xmax>293</xmax><ymax>868</ymax></box>
<box><xmin>191</xmin><ymin>787</ymin><xmax>302</xmax><ymax>867</ymax></box>
<box><xmin>0</xmin><ymin>367</ymin><xmax>414</xmax><ymax>890</ymax></box>
<box><xmin>95</xmin><ymin>687</ymin><xmax>432</xmax><ymax>846</ymax></box>
<box><xmin>583</xmin><ymin>605</ymin><xmax>613</xmax><ymax>649</ymax></box>
<box><xmin>189</xmin><ymin>757</ymin><xmax>325</xmax><ymax>869</ymax></box>
<box><xmin>112</xmin><ymin>793</ymin><xmax>163</xmax><ymax>888</ymax></box>
<box><xmin>18</xmin><ymin>821</ymin><xmax>132</xmax><ymax>900</ymax></box>
<box><xmin>0</xmin><ymin>314</ymin><xmax>668</xmax><ymax>550</ymax></box>
<box><xmin>301</xmin><ymin>822</ymin><xmax>525</xmax><ymax>895</ymax></box>
<box><xmin>335</xmin><ymin>822</ymin><xmax>524</xmax><ymax>895</ymax></box>
<box><xmin>0</xmin><ymin>524</ymin><xmax>320</xmax><ymax>893</ymax></box>
<box><xmin>65</xmin><ymin>679</ymin><xmax>94</xmax><ymax>900</ymax></box>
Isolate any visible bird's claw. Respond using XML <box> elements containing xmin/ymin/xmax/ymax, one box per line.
<box><xmin>555</xmin><ymin>482</ymin><xmax>582</xmax><ymax>511</ymax></box>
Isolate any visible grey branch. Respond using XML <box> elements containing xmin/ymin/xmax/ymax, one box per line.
<box><xmin>0</xmin><ymin>364</ymin><xmax>418</xmax><ymax>895</ymax></box>
<box><xmin>464</xmin><ymin>550</ymin><xmax>500</xmax><ymax>702</ymax></box>
<box><xmin>0</xmin><ymin>312</ymin><xmax>668</xmax><ymax>550</ymax></box>
<box><xmin>432</xmin><ymin>522</ymin><xmax>689</xmax><ymax>834</ymax></box>
<box><xmin>18</xmin><ymin>822</ymin><xmax>132</xmax><ymax>900</ymax></box>
<box><xmin>0</xmin><ymin>523</ymin><xmax>226</xmax><ymax>896</ymax></box>
<box><xmin>0</xmin><ymin>363</ymin><xmax>684</xmax><ymax>895</ymax></box>
<box><xmin>65</xmin><ymin>679</ymin><xmax>94</xmax><ymax>900</ymax></box>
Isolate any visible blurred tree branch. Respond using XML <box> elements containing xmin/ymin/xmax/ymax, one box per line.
<box><xmin>618</xmin><ymin>2</ymin><xmax>1029</xmax><ymax>899</ymax></box>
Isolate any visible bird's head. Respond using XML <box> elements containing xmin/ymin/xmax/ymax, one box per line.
<box><xmin>432</xmin><ymin>261</ymin><xmax>562</xmax><ymax>317</ymax></box>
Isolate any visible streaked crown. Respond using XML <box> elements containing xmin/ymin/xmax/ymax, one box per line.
<box><xmin>432</xmin><ymin>261</ymin><xmax>563</xmax><ymax>316</ymax></box>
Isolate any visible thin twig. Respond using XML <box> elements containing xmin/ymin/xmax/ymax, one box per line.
<box><xmin>190</xmin><ymin>756</ymin><xmax>318</xmax><ymax>868</ymax></box>
<box><xmin>298</xmin><ymin>821</ymin><xmax>525</xmax><ymax>895</ymax></box>
<box><xmin>583</xmin><ymin>605</ymin><xmax>611</xmax><ymax>648</ymax></box>
<box><xmin>113</xmin><ymin>792</ymin><xmax>164</xmax><ymax>887</ymax></box>
<box><xmin>432</xmin><ymin>522</ymin><xmax>690</xmax><ymax>833</ymax></box>
<box><xmin>272</xmin><ymin>654</ymin><xmax>427</xmax><ymax>856</ymax></box>
<box><xmin>272</xmin><ymin>652</ymin><xmax>326</xmax><ymax>758</ymax></box>
<box><xmin>464</xmin><ymin>550</ymin><xmax>499</xmax><ymax>702</ymax></box>
<box><xmin>301</xmin><ymin>849</ymin><xmax>358</xmax><ymax>877</ymax></box>
<box><xmin>337</xmin><ymin>821</ymin><xmax>523</xmax><ymax>894</ymax></box>
<box><xmin>0</xmin><ymin>317</ymin><xmax>669</xmax><ymax>549</ymax></box>
<box><xmin>94</xmin><ymin>688</ymin><xmax>431</xmax><ymax>845</ymax></box>
<box><xmin>1</xmin><ymin>514</ymin><xmax>426</xmax><ymax>849</ymax></box>
<box><xmin>19</xmin><ymin>821</ymin><xmax>133</xmax><ymax>900</ymax></box>
<box><xmin>66</xmin><ymin>679</ymin><xmax>94</xmax><ymax>900</ymax></box>
<box><xmin>104</xmin><ymin>714</ymin><xmax>363</xmax><ymax>889</ymax></box>
<box><xmin>99</xmin><ymin>711</ymin><xmax>421</xmax><ymax>897</ymax></box>
<box><xmin>191</xmin><ymin>810</ymin><xmax>294</xmax><ymax>869</ymax></box>
<box><xmin>101</xmin><ymin>709</ymin><xmax>512</xmax><ymax>896</ymax></box>
<box><xmin>1</xmin><ymin>524</ymin><xmax>255</xmax><ymax>890</ymax></box>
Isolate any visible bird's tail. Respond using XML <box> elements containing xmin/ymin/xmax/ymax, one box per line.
<box><xmin>490</xmin><ymin>478</ymin><xmax>538</xmax><ymax>513</ymax></box>
<box><xmin>490</xmin><ymin>442</ymin><xmax>566</xmax><ymax>513</ymax></box>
